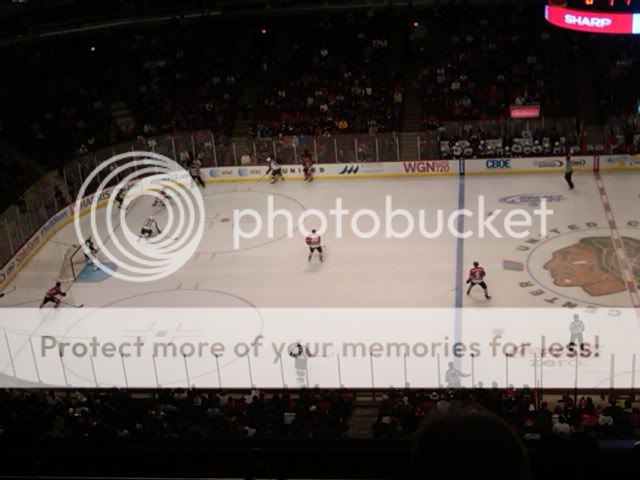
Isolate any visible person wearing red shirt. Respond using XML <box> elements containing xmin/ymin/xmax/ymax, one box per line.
<box><xmin>302</xmin><ymin>150</ymin><xmax>314</xmax><ymax>182</ymax></box>
<box><xmin>466</xmin><ymin>261</ymin><xmax>491</xmax><ymax>299</ymax></box>
<box><xmin>305</xmin><ymin>229</ymin><xmax>323</xmax><ymax>262</ymax></box>
<box><xmin>39</xmin><ymin>281</ymin><xmax>66</xmax><ymax>308</ymax></box>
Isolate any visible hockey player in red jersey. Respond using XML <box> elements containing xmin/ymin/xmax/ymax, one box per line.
<box><xmin>305</xmin><ymin>229</ymin><xmax>323</xmax><ymax>262</ymax></box>
<box><xmin>466</xmin><ymin>261</ymin><xmax>491</xmax><ymax>299</ymax></box>
<box><xmin>39</xmin><ymin>281</ymin><xmax>66</xmax><ymax>308</ymax></box>
<box><xmin>302</xmin><ymin>150</ymin><xmax>314</xmax><ymax>182</ymax></box>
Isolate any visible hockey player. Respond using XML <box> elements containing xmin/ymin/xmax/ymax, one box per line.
<box><xmin>305</xmin><ymin>229</ymin><xmax>323</xmax><ymax>262</ymax></box>
<box><xmin>152</xmin><ymin>188</ymin><xmax>171</xmax><ymax>207</ymax></box>
<box><xmin>289</xmin><ymin>341</ymin><xmax>311</xmax><ymax>386</ymax></box>
<box><xmin>466</xmin><ymin>261</ymin><xmax>491</xmax><ymax>299</ymax></box>
<box><xmin>568</xmin><ymin>314</ymin><xmax>585</xmax><ymax>351</ymax></box>
<box><xmin>84</xmin><ymin>237</ymin><xmax>99</xmax><ymax>270</ymax></box>
<box><xmin>444</xmin><ymin>361</ymin><xmax>470</xmax><ymax>388</ymax></box>
<box><xmin>302</xmin><ymin>150</ymin><xmax>314</xmax><ymax>182</ymax></box>
<box><xmin>115</xmin><ymin>189</ymin><xmax>126</xmax><ymax>209</ymax></box>
<box><xmin>189</xmin><ymin>159</ymin><xmax>206</xmax><ymax>189</ymax></box>
<box><xmin>39</xmin><ymin>281</ymin><xmax>66</xmax><ymax>308</ymax></box>
<box><xmin>140</xmin><ymin>216</ymin><xmax>162</xmax><ymax>238</ymax></box>
<box><xmin>564</xmin><ymin>154</ymin><xmax>574</xmax><ymax>190</ymax></box>
<box><xmin>266</xmin><ymin>156</ymin><xmax>284</xmax><ymax>184</ymax></box>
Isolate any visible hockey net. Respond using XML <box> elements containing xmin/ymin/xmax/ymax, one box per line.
<box><xmin>58</xmin><ymin>243</ymin><xmax>88</xmax><ymax>283</ymax></box>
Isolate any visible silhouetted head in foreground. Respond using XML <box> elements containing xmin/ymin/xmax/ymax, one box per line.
<box><xmin>413</xmin><ymin>406</ymin><xmax>530</xmax><ymax>480</ymax></box>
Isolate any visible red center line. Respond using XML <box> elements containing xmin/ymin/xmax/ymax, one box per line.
<box><xmin>594</xmin><ymin>172</ymin><xmax>640</xmax><ymax>309</ymax></box>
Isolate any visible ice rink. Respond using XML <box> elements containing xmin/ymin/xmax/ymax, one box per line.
<box><xmin>1</xmin><ymin>171</ymin><xmax>639</xmax><ymax>389</ymax></box>
<box><xmin>2</xmin><ymin>171</ymin><xmax>639</xmax><ymax>310</ymax></box>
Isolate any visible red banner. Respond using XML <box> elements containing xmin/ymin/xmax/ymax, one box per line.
<box><xmin>509</xmin><ymin>104</ymin><xmax>541</xmax><ymax>119</ymax></box>
<box><xmin>545</xmin><ymin>4</ymin><xmax>634</xmax><ymax>34</ymax></box>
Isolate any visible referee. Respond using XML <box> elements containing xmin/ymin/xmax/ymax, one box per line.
<box><xmin>568</xmin><ymin>313</ymin><xmax>584</xmax><ymax>351</ymax></box>
<box><xmin>189</xmin><ymin>159</ymin><xmax>206</xmax><ymax>189</ymax></box>
<box><xmin>564</xmin><ymin>154</ymin><xmax>574</xmax><ymax>190</ymax></box>
<box><xmin>289</xmin><ymin>341</ymin><xmax>311</xmax><ymax>386</ymax></box>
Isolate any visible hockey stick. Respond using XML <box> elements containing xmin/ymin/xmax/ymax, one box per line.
<box><xmin>0</xmin><ymin>285</ymin><xmax>17</xmax><ymax>298</ymax></box>
<box><xmin>60</xmin><ymin>299</ymin><xmax>84</xmax><ymax>308</ymax></box>
<box><xmin>256</xmin><ymin>172</ymin><xmax>269</xmax><ymax>184</ymax></box>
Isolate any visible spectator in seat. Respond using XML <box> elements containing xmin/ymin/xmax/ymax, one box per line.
<box><xmin>552</xmin><ymin>415</ymin><xmax>572</xmax><ymax>438</ymax></box>
<box><xmin>413</xmin><ymin>406</ymin><xmax>530</xmax><ymax>480</ymax></box>
<box><xmin>179</xmin><ymin>150</ymin><xmax>191</xmax><ymax>164</ymax></box>
<box><xmin>240</xmin><ymin>151</ymin><xmax>252</xmax><ymax>165</ymax></box>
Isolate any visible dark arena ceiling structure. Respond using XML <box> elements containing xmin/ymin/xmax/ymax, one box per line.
<box><xmin>0</xmin><ymin>0</ymin><xmax>539</xmax><ymax>43</ymax></box>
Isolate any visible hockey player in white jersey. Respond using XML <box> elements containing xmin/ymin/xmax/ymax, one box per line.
<box><xmin>140</xmin><ymin>216</ymin><xmax>162</xmax><ymax>238</ymax></box>
<box><xmin>266</xmin><ymin>156</ymin><xmax>284</xmax><ymax>184</ymax></box>
<box><xmin>83</xmin><ymin>237</ymin><xmax>99</xmax><ymax>270</ymax></box>
<box><xmin>115</xmin><ymin>188</ymin><xmax>126</xmax><ymax>209</ymax></box>
<box><xmin>305</xmin><ymin>229</ymin><xmax>323</xmax><ymax>262</ymax></box>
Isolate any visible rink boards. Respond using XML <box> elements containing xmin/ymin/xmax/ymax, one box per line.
<box><xmin>0</xmin><ymin>307</ymin><xmax>637</xmax><ymax>389</ymax></box>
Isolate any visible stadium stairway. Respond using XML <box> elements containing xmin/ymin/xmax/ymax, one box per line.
<box><xmin>571</xmin><ymin>41</ymin><xmax>606</xmax><ymax>151</ymax></box>
<box><xmin>229</xmin><ymin>28</ymin><xmax>257</xmax><ymax>139</ymax></box>
<box><xmin>231</xmin><ymin>118</ymin><xmax>253</xmax><ymax>139</ymax></box>
<box><xmin>348</xmin><ymin>393</ymin><xmax>383</xmax><ymax>437</ymax></box>
<box><xmin>573</xmin><ymin>37</ymin><xmax>600</xmax><ymax>127</ymax></box>
<box><xmin>399</xmin><ymin>82</ymin><xmax>422</xmax><ymax>161</ymax></box>
<box><xmin>231</xmin><ymin>118</ymin><xmax>254</xmax><ymax>160</ymax></box>
<box><xmin>110</xmin><ymin>100</ymin><xmax>136</xmax><ymax>134</ymax></box>
<box><xmin>227</xmin><ymin>28</ymin><xmax>262</xmax><ymax>161</ymax></box>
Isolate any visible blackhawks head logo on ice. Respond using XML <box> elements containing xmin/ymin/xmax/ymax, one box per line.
<box><xmin>505</xmin><ymin>220</ymin><xmax>640</xmax><ymax>308</ymax></box>
<box><xmin>544</xmin><ymin>236</ymin><xmax>640</xmax><ymax>297</ymax></box>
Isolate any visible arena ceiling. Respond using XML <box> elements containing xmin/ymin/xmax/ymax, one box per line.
<box><xmin>0</xmin><ymin>0</ymin><xmax>536</xmax><ymax>43</ymax></box>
